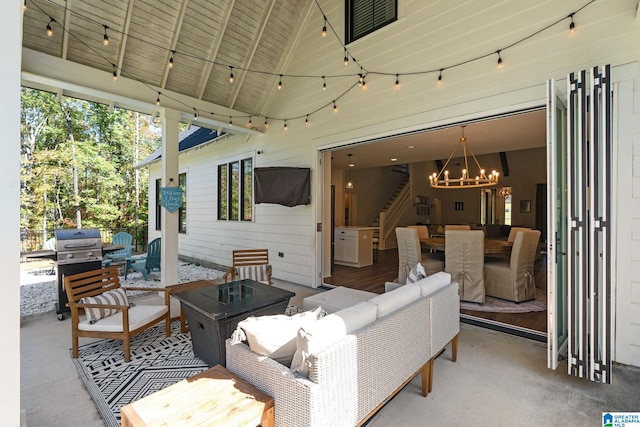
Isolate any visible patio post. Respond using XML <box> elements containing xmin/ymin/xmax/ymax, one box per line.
<box><xmin>160</xmin><ymin>108</ymin><xmax>180</xmax><ymax>286</ymax></box>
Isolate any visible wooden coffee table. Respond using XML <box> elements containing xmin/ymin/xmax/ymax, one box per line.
<box><xmin>120</xmin><ymin>364</ymin><xmax>274</xmax><ymax>427</ymax></box>
<box><xmin>173</xmin><ymin>279</ymin><xmax>295</xmax><ymax>367</ymax></box>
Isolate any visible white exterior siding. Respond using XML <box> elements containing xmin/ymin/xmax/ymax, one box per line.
<box><xmin>148</xmin><ymin>0</ymin><xmax>640</xmax><ymax>366</ymax></box>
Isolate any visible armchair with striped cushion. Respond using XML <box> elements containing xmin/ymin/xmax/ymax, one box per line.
<box><xmin>223</xmin><ymin>249</ymin><xmax>273</xmax><ymax>285</ymax></box>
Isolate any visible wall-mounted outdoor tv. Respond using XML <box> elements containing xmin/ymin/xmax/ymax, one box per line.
<box><xmin>254</xmin><ymin>167</ymin><xmax>311</xmax><ymax>207</ymax></box>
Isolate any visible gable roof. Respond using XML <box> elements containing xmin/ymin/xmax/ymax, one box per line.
<box><xmin>136</xmin><ymin>126</ymin><xmax>224</xmax><ymax>168</ymax></box>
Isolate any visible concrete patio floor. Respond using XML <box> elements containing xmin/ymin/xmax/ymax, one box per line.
<box><xmin>21</xmin><ymin>280</ymin><xmax>640</xmax><ymax>426</ymax></box>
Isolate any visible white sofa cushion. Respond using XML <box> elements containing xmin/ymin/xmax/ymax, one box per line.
<box><xmin>291</xmin><ymin>302</ymin><xmax>377</xmax><ymax>376</ymax></box>
<box><xmin>414</xmin><ymin>271</ymin><xmax>452</xmax><ymax>297</ymax></box>
<box><xmin>302</xmin><ymin>286</ymin><xmax>377</xmax><ymax>314</ymax></box>
<box><xmin>230</xmin><ymin>307</ymin><xmax>323</xmax><ymax>366</ymax></box>
<box><xmin>369</xmin><ymin>284</ymin><xmax>421</xmax><ymax>318</ymax></box>
<box><xmin>77</xmin><ymin>304</ymin><xmax>167</xmax><ymax>332</ymax></box>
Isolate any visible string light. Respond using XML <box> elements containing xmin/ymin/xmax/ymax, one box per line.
<box><xmin>283</xmin><ymin>120</ymin><xmax>288</xmax><ymax>131</ymax></box>
<box><xmin>322</xmin><ymin>76</ymin><xmax>326</xmax><ymax>92</ymax></box>
<box><xmin>229</xmin><ymin>66</ymin><xmax>234</xmax><ymax>83</ymax></box>
<box><xmin>23</xmin><ymin>0</ymin><xmax>27</xmax><ymax>11</ymax></box>
<box><xmin>193</xmin><ymin>109</ymin><xmax>198</xmax><ymax>120</ymax></box>
<box><xmin>264</xmin><ymin>118</ymin><xmax>269</xmax><ymax>128</ymax></box>
<box><xmin>228</xmin><ymin>116</ymin><xmax>233</xmax><ymax>126</ymax></box>
<box><xmin>569</xmin><ymin>13</ymin><xmax>576</xmax><ymax>34</ymax></box>
<box><xmin>247</xmin><ymin>116</ymin><xmax>252</xmax><ymax>128</ymax></box>
<box><xmin>102</xmin><ymin>25</ymin><xmax>109</xmax><ymax>46</ymax></box>
<box><xmin>46</xmin><ymin>18</ymin><xmax>54</xmax><ymax>37</ymax></box>
<box><xmin>32</xmin><ymin>0</ymin><xmax>596</xmax><ymax>130</ymax></box>
<box><xmin>394</xmin><ymin>74</ymin><xmax>400</xmax><ymax>89</ymax></box>
<box><xmin>305</xmin><ymin>115</ymin><xmax>310</xmax><ymax>126</ymax></box>
<box><xmin>322</xmin><ymin>16</ymin><xmax>327</xmax><ymax>38</ymax></box>
<box><xmin>358</xmin><ymin>68</ymin><xmax>364</xmax><ymax>86</ymax></box>
<box><xmin>156</xmin><ymin>92</ymin><xmax>160</xmax><ymax>105</ymax></box>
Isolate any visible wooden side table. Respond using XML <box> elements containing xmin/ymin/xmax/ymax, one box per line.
<box><xmin>120</xmin><ymin>364</ymin><xmax>274</xmax><ymax>427</ymax></box>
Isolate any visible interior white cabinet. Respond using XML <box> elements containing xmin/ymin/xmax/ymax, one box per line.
<box><xmin>334</xmin><ymin>227</ymin><xmax>376</xmax><ymax>267</ymax></box>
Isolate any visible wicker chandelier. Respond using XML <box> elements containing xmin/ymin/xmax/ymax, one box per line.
<box><xmin>429</xmin><ymin>126</ymin><xmax>499</xmax><ymax>189</ymax></box>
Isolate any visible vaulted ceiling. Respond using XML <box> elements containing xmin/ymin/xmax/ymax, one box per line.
<box><xmin>22</xmin><ymin>0</ymin><xmax>310</xmax><ymax>124</ymax></box>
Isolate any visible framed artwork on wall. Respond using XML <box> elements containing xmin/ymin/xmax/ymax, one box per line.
<box><xmin>520</xmin><ymin>199</ymin><xmax>531</xmax><ymax>213</ymax></box>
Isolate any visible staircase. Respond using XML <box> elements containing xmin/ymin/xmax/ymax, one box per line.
<box><xmin>371</xmin><ymin>173</ymin><xmax>411</xmax><ymax>250</ymax></box>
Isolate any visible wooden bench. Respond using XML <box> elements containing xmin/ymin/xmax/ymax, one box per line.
<box><xmin>120</xmin><ymin>364</ymin><xmax>274</xmax><ymax>427</ymax></box>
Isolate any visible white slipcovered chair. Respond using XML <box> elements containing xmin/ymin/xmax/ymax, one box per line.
<box><xmin>484</xmin><ymin>229</ymin><xmax>541</xmax><ymax>302</ymax></box>
<box><xmin>507</xmin><ymin>227</ymin><xmax>532</xmax><ymax>243</ymax></box>
<box><xmin>444</xmin><ymin>230</ymin><xmax>485</xmax><ymax>303</ymax></box>
<box><xmin>395</xmin><ymin>227</ymin><xmax>444</xmax><ymax>283</ymax></box>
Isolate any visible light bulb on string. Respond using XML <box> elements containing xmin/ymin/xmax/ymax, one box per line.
<box><xmin>496</xmin><ymin>50</ymin><xmax>504</xmax><ymax>69</ymax></box>
<box><xmin>322</xmin><ymin>76</ymin><xmax>326</xmax><ymax>92</ymax></box>
<box><xmin>569</xmin><ymin>14</ymin><xmax>576</xmax><ymax>34</ymax></box>
<box><xmin>333</xmin><ymin>101</ymin><xmax>338</xmax><ymax>113</ymax></box>
<box><xmin>229</xmin><ymin>116</ymin><xmax>233</xmax><ymax>126</ymax></box>
<box><xmin>278</xmin><ymin>74</ymin><xmax>283</xmax><ymax>90</ymax></box>
<box><xmin>229</xmin><ymin>66</ymin><xmax>234</xmax><ymax>83</ymax></box>
<box><xmin>358</xmin><ymin>68</ymin><xmax>364</xmax><ymax>86</ymax></box>
<box><xmin>168</xmin><ymin>51</ymin><xmax>175</xmax><ymax>68</ymax></box>
<box><xmin>102</xmin><ymin>25</ymin><xmax>109</xmax><ymax>46</ymax></box>
<box><xmin>156</xmin><ymin>92</ymin><xmax>160</xmax><ymax>106</ymax></box>
<box><xmin>112</xmin><ymin>64</ymin><xmax>118</xmax><ymax>81</ymax></box>
<box><xmin>344</xmin><ymin>48</ymin><xmax>348</xmax><ymax>66</ymax></box>
<box><xmin>437</xmin><ymin>69</ymin><xmax>444</xmax><ymax>86</ymax></box>
<box><xmin>305</xmin><ymin>115</ymin><xmax>310</xmax><ymax>127</ymax></box>
<box><xmin>394</xmin><ymin>74</ymin><xmax>400</xmax><ymax>89</ymax></box>
<box><xmin>247</xmin><ymin>116</ymin><xmax>252</xmax><ymax>128</ymax></box>
<box><xmin>283</xmin><ymin>120</ymin><xmax>288</xmax><ymax>131</ymax></box>
<box><xmin>322</xmin><ymin>16</ymin><xmax>327</xmax><ymax>37</ymax></box>
<box><xmin>46</xmin><ymin>18</ymin><xmax>54</xmax><ymax>37</ymax></box>
<box><xmin>264</xmin><ymin>118</ymin><xmax>269</xmax><ymax>129</ymax></box>
<box><xmin>23</xmin><ymin>0</ymin><xmax>27</xmax><ymax>11</ymax></box>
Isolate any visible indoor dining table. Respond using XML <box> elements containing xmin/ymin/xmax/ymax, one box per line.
<box><xmin>420</xmin><ymin>236</ymin><xmax>512</xmax><ymax>256</ymax></box>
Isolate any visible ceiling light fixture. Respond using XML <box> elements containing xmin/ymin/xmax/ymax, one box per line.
<box><xmin>102</xmin><ymin>25</ymin><xmax>109</xmax><ymax>46</ymax></box>
<box><xmin>429</xmin><ymin>125</ymin><xmax>499</xmax><ymax>189</ymax></box>
<box><xmin>46</xmin><ymin>18</ymin><xmax>54</xmax><ymax>37</ymax></box>
<box><xmin>346</xmin><ymin>154</ymin><xmax>354</xmax><ymax>189</ymax></box>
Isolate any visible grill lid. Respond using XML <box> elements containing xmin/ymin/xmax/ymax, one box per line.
<box><xmin>55</xmin><ymin>228</ymin><xmax>101</xmax><ymax>241</ymax></box>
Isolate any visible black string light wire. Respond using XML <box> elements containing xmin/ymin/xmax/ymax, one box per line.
<box><xmin>26</xmin><ymin>0</ymin><xmax>599</xmax><ymax>131</ymax></box>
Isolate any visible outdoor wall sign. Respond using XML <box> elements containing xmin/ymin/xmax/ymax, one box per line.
<box><xmin>161</xmin><ymin>187</ymin><xmax>183</xmax><ymax>212</ymax></box>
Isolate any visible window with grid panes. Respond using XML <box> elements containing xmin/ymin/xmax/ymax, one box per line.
<box><xmin>346</xmin><ymin>0</ymin><xmax>397</xmax><ymax>44</ymax></box>
<box><xmin>155</xmin><ymin>173</ymin><xmax>187</xmax><ymax>232</ymax></box>
<box><xmin>218</xmin><ymin>157</ymin><xmax>253</xmax><ymax>221</ymax></box>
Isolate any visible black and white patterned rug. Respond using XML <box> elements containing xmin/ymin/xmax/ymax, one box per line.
<box><xmin>73</xmin><ymin>305</ymin><xmax>304</xmax><ymax>426</ymax></box>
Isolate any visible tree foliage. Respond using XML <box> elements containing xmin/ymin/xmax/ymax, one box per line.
<box><xmin>20</xmin><ymin>88</ymin><xmax>160</xmax><ymax>242</ymax></box>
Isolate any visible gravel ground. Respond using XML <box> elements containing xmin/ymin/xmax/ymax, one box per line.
<box><xmin>20</xmin><ymin>261</ymin><xmax>225</xmax><ymax>318</ymax></box>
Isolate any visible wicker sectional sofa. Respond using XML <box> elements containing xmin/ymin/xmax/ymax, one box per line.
<box><xmin>225</xmin><ymin>272</ymin><xmax>460</xmax><ymax>427</ymax></box>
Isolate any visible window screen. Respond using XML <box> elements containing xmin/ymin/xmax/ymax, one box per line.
<box><xmin>346</xmin><ymin>0</ymin><xmax>397</xmax><ymax>43</ymax></box>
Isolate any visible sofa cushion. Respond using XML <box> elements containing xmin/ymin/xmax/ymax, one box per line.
<box><xmin>369</xmin><ymin>284</ymin><xmax>421</xmax><ymax>318</ymax></box>
<box><xmin>414</xmin><ymin>271</ymin><xmax>452</xmax><ymax>297</ymax></box>
<box><xmin>80</xmin><ymin>288</ymin><xmax>129</xmax><ymax>324</ymax></box>
<box><xmin>405</xmin><ymin>262</ymin><xmax>427</xmax><ymax>285</ymax></box>
<box><xmin>230</xmin><ymin>307</ymin><xmax>324</xmax><ymax>366</ymax></box>
<box><xmin>302</xmin><ymin>286</ymin><xmax>377</xmax><ymax>314</ymax></box>
<box><xmin>291</xmin><ymin>302</ymin><xmax>377</xmax><ymax>376</ymax></box>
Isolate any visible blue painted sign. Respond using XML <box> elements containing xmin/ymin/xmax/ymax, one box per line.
<box><xmin>161</xmin><ymin>187</ymin><xmax>183</xmax><ymax>212</ymax></box>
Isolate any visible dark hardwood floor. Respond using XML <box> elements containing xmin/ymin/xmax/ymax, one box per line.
<box><xmin>324</xmin><ymin>248</ymin><xmax>547</xmax><ymax>333</ymax></box>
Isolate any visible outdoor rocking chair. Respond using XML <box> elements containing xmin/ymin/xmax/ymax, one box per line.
<box><xmin>125</xmin><ymin>237</ymin><xmax>161</xmax><ymax>280</ymax></box>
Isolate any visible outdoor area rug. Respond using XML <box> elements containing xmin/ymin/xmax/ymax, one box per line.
<box><xmin>460</xmin><ymin>288</ymin><xmax>546</xmax><ymax>313</ymax></box>
<box><xmin>73</xmin><ymin>305</ymin><xmax>304</xmax><ymax>426</ymax></box>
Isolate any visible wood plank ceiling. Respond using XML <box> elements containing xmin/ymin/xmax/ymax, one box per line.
<box><xmin>22</xmin><ymin>0</ymin><xmax>309</xmax><ymax>118</ymax></box>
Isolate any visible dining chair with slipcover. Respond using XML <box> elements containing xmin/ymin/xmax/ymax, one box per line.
<box><xmin>444</xmin><ymin>230</ymin><xmax>485</xmax><ymax>303</ymax></box>
<box><xmin>395</xmin><ymin>227</ymin><xmax>444</xmax><ymax>283</ymax></box>
<box><xmin>484</xmin><ymin>229</ymin><xmax>541</xmax><ymax>302</ymax></box>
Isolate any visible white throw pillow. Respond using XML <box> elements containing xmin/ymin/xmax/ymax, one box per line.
<box><xmin>80</xmin><ymin>288</ymin><xmax>129</xmax><ymax>324</ymax></box>
<box><xmin>290</xmin><ymin>301</ymin><xmax>377</xmax><ymax>376</ymax></box>
<box><xmin>405</xmin><ymin>262</ymin><xmax>427</xmax><ymax>285</ymax></box>
<box><xmin>230</xmin><ymin>307</ymin><xmax>324</xmax><ymax>366</ymax></box>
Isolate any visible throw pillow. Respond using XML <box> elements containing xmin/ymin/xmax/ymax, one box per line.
<box><xmin>80</xmin><ymin>288</ymin><xmax>129</xmax><ymax>324</ymax></box>
<box><xmin>405</xmin><ymin>262</ymin><xmax>427</xmax><ymax>285</ymax></box>
<box><xmin>230</xmin><ymin>307</ymin><xmax>324</xmax><ymax>366</ymax></box>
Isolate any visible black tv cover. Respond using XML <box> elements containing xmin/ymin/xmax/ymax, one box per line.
<box><xmin>254</xmin><ymin>167</ymin><xmax>311</xmax><ymax>207</ymax></box>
